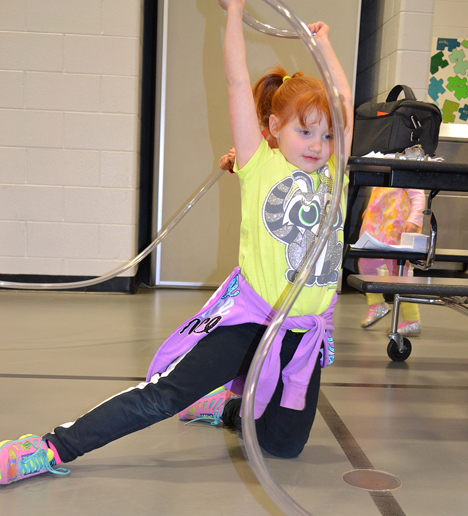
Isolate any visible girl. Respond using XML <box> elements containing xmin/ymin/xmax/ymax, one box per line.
<box><xmin>0</xmin><ymin>0</ymin><xmax>353</xmax><ymax>485</ymax></box>
<box><xmin>358</xmin><ymin>187</ymin><xmax>425</xmax><ymax>335</ymax></box>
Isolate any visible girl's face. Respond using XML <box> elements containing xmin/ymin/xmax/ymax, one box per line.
<box><xmin>269</xmin><ymin>111</ymin><xmax>333</xmax><ymax>173</ymax></box>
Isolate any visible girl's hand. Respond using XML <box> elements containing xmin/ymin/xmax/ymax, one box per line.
<box><xmin>218</xmin><ymin>0</ymin><xmax>244</xmax><ymax>11</ymax></box>
<box><xmin>403</xmin><ymin>222</ymin><xmax>419</xmax><ymax>233</ymax></box>
<box><xmin>308</xmin><ymin>21</ymin><xmax>330</xmax><ymax>41</ymax></box>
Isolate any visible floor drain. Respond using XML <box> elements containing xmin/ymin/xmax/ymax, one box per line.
<box><xmin>343</xmin><ymin>469</ymin><xmax>401</xmax><ymax>491</ymax></box>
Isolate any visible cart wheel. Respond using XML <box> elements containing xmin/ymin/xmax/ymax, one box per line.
<box><xmin>387</xmin><ymin>338</ymin><xmax>412</xmax><ymax>362</ymax></box>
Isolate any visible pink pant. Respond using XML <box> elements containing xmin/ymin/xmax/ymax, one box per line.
<box><xmin>358</xmin><ymin>258</ymin><xmax>409</xmax><ymax>277</ymax></box>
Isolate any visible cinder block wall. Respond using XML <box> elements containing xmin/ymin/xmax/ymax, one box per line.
<box><xmin>356</xmin><ymin>0</ymin><xmax>434</xmax><ymax>105</ymax></box>
<box><xmin>0</xmin><ymin>0</ymin><xmax>143</xmax><ymax>280</ymax></box>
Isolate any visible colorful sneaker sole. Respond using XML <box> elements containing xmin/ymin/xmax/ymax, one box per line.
<box><xmin>0</xmin><ymin>435</ymin><xmax>69</xmax><ymax>485</ymax></box>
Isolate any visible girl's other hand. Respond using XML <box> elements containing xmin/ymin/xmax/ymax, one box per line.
<box><xmin>219</xmin><ymin>147</ymin><xmax>236</xmax><ymax>170</ymax></box>
<box><xmin>402</xmin><ymin>222</ymin><xmax>419</xmax><ymax>233</ymax></box>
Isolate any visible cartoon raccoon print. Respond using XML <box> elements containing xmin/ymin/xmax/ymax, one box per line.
<box><xmin>262</xmin><ymin>164</ymin><xmax>343</xmax><ymax>287</ymax></box>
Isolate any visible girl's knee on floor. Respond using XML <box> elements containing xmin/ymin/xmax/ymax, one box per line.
<box><xmin>259</xmin><ymin>438</ymin><xmax>306</xmax><ymax>459</ymax></box>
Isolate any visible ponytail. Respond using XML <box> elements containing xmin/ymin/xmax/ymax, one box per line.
<box><xmin>253</xmin><ymin>66</ymin><xmax>287</xmax><ymax>131</ymax></box>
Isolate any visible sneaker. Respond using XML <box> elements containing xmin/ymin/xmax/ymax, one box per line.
<box><xmin>0</xmin><ymin>434</ymin><xmax>69</xmax><ymax>485</ymax></box>
<box><xmin>361</xmin><ymin>302</ymin><xmax>390</xmax><ymax>328</ymax></box>
<box><xmin>178</xmin><ymin>387</ymin><xmax>239</xmax><ymax>426</ymax></box>
<box><xmin>397</xmin><ymin>320</ymin><xmax>421</xmax><ymax>337</ymax></box>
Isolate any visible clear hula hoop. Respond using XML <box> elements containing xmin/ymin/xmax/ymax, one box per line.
<box><xmin>240</xmin><ymin>2</ymin><xmax>346</xmax><ymax>516</ymax></box>
<box><xmin>0</xmin><ymin>168</ymin><xmax>225</xmax><ymax>290</ymax></box>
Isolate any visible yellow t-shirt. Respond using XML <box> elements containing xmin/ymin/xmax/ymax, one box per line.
<box><xmin>234</xmin><ymin>138</ymin><xmax>348</xmax><ymax>317</ymax></box>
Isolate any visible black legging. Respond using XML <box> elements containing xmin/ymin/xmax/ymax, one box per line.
<box><xmin>45</xmin><ymin>323</ymin><xmax>321</xmax><ymax>462</ymax></box>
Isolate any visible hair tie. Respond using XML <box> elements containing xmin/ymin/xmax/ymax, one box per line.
<box><xmin>282</xmin><ymin>75</ymin><xmax>291</xmax><ymax>83</ymax></box>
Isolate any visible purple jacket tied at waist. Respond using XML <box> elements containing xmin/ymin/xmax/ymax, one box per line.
<box><xmin>146</xmin><ymin>267</ymin><xmax>336</xmax><ymax>418</ymax></box>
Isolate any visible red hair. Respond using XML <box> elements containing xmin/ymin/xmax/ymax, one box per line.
<box><xmin>252</xmin><ymin>65</ymin><xmax>346</xmax><ymax>134</ymax></box>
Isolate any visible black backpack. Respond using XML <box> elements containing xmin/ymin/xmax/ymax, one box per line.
<box><xmin>352</xmin><ymin>85</ymin><xmax>442</xmax><ymax>157</ymax></box>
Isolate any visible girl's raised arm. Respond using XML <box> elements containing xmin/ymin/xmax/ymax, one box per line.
<box><xmin>308</xmin><ymin>22</ymin><xmax>354</xmax><ymax>160</ymax></box>
<box><xmin>218</xmin><ymin>0</ymin><xmax>263</xmax><ymax>169</ymax></box>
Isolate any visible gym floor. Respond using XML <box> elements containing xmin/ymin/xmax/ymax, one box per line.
<box><xmin>1</xmin><ymin>283</ymin><xmax>467</xmax><ymax>516</ymax></box>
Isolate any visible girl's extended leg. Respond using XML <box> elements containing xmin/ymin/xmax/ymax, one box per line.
<box><xmin>45</xmin><ymin>323</ymin><xmax>267</xmax><ymax>463</ymax></box>
<box><xmin>223</xmin><ymin>330</ymin><xmax>322</xmax><ymax>458</ymax></box>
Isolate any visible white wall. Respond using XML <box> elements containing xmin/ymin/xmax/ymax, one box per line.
<box><xmin>433</xmin><ymin>0</ymin><xmax>468</xmax><ymax>41</ymax></box>
<box><xmin>356</xmin><ymin>0</ymin><xmax>434</xmax><ymax>105</ymax></box>
<box><xmin>0</xmin><ymin>0</ymin><xmax>143</xmax><ymax>278</ymax></box>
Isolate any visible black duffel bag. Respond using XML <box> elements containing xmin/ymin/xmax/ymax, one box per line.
<box><xmin>351</xmin><ymin>85</ymin><xmax>442</xmax><ymax>157</ymax></box>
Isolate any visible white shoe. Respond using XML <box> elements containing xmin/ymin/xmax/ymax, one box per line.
<box><xmin>361</xmin><ymin>302</ymin><xmax>390</xmax><ymax>328</ymax></box>
<box><xmin>396</xmin><ymin>320</ymin><xmax>421</xmax><ymax>337</ymax></box>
